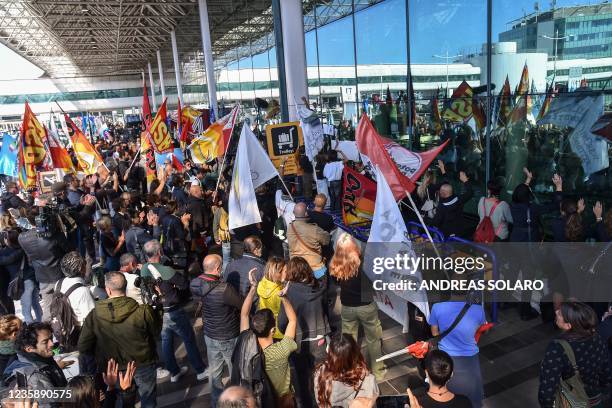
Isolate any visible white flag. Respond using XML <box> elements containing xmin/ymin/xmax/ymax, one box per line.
<box><xmin>242</xmin><ymin>125</ymin><xmax>279</xmax><ymax>190</ymax></box>
<box><xmin>568</xmin><ymin>94</ymin><xmax>609</xmax><ymax>175</ymax></box>
<box><xmin>364</xmin><ymin>166</ymin><xmax>429</xmax><ymax>330</ymax></box>
<box><xmin>296</xmin><ymin>103</ymin><xmax>325</xmax><ymax>162</ymax></box>
<box><xmin>228</xmin><ymin>125</ymin><xmax>279</xmax><ymax>230</ymax></box>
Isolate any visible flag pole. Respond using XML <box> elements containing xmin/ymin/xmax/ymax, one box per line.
<box><xmin>402</xmin><ymin>189</ymin><xmax>447</xmax><ymax>278</ymax></box>
<box><xmin>212</xmin><ymin>105</ymin><xmax>239</xmax><ymax>203</ymax></box>
<box><xmin>124</xmin><ymin>146</ymin><xmax>142</xmax><ymax>176</ymax></box>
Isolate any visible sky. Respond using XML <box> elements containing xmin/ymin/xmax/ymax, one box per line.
<box><xmin>0</xmin><ymin>0</ymin><xmax>599</xmax><ymax>78</ymax></box>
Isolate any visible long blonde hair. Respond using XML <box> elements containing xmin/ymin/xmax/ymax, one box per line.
<box><xmin>329</xmin><ymin>233</ymin><xmax>361</xmax><ymax>281</ymax></box>
<box><xmin>264</xmin><ymin>256</ymin><xmax>286</xmax><ymax>283</ymax></box>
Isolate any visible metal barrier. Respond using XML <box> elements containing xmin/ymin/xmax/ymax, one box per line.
<box><xmin>446</xmin><ymin>236</ymin><xmax>499</xmax><ymax>323</ymax></box>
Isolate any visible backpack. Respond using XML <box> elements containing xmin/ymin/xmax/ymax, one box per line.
<box><xmin>50</xmin><ymin>278</ymin><xmax>83</xmax><ymax>352</ymax></box>
<box><xmin>554</xmin><ymin>340</ymin><xmax>591</xmax><ymax>408</ymax></box>
<box><xmin>229</xmin><ymin>330</ymin><xmax>278</xmax><ymax>407</ymax></box>
<box><xmin>474</xmin><ymin>199</ymin><xmax>502</xmax><ymax>243</ymax></box>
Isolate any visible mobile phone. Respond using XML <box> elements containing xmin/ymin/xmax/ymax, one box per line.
<box><xmin>16</xmin><ymin>371</ymin><xmax>27</xmax><ymax>388</ymax></box>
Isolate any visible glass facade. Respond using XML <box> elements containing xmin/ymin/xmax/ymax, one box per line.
<box><xmin>1</xmin><ymin>0</ymin><xmax>610</xmax><ymax>218</ymax></box>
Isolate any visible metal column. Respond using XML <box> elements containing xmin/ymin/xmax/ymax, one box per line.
<box><xmin>147</xmin><ymin>62</ymin><xmax>157</xmax><ymax>111</ymax></box>
<box><xmin>485</xmin><ymin>0</ymin><xmax>492</xmax><ymax>185</ymax></box>
<box><xmin>171</xmin><ymin>30</ymin><xmax>183</xmax><ymax>103</ymax></box>
<box><xmin>156</xmin><ymin>50</ymin><xmax>166</xmax><ymax>101</ymax></box>
<box><xmin>198</xmin><ymin>0</ymin><xmax>218</xmax><ymax>115</ymax></box>
<box><xmin>405</xmin><ymin>0</ymin><xmax>413</xmax><ymax>147</ymax></box>
<box><xmin>278</xmin><ymin>0</ymin><xmax>308</xmax><ymax>121</ymax></box>
<box><xmin>271</xmin><ymin>0</ymin><xmax>289</xmax><ymax>122</ymax></box>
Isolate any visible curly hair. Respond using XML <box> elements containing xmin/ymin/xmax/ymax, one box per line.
<box><xmin>15</xmin><ymin>322</ymin><xmax>53</xmax><ymax>352</ymax></box>
<box><xmin>61</xmin><ymin>251</ymin><xmax>85</xmax><ymax>278</ymax></box>
<box><xmin>315</xmin><ymin>334</ymin><xmax>369</xmax><ymax>407</ymax></box>
<box><xmin>329</xmin><ymin>233</ymin><xmax>361</xmax><ymax>281</ymax></box>
<box><xmin>0</xmin><ymin>315</ymin><xmax>22</xmax><ymax>341</ymax></box>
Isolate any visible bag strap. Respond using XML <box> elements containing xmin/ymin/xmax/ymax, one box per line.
<box><xmin>18</xmin><ymin>254</ymin><xmax>25</xmax><ymax>279</ymax></box>
<box><xmin>487</xmin><ymin>200</ymin><xmax>504</xmax><ymax>237</ymax></box>
<box><xmin>290</xmin><ymin>223</ymin><xmax>320</xmax><ymax>255</ymax></box>
<box><xmin>352</xmin><ymin>375</ymin><xmax>366</xmax><ymax>399</ymax></box>
<box><xmin>555</xmin><ymin>339</ymin><xmax>581</xmax><ymax>374</ymax></box>
<box><xmin>437</xmin><ymin>303</ymin><xmax>471</xmax><ymax>342</ymax></box>
<box><xmin>64</xmin><ymin>282</ymin><xmax>84</xmax><ymax>298</ymax></box>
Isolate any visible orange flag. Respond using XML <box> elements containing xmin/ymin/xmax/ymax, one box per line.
<box><xmin>64</xmin><ymin>114</ymin><xmax>107</xmax><ymax>177</ymax></box>
<box><xmin>19</xmin><ymin>103</ymin><xmax>48</xmax><ymax>189</ymax></box>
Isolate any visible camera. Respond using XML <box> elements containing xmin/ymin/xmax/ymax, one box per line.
<box><xmin>134</xmin><ymin>275</ymin><xmax>162</xmax><ymax>309</ymax></box>
<box><xmin>35</xmin><ymin>197</ymin><xmax>76</xmax><ymax>239</ymax></box>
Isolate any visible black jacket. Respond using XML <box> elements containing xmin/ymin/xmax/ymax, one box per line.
<box><xmin>0</xmin><ymin>192</ymin><xmax>27</xmax><ymax>212</ymax></box>
<box><xmin>191</xmin><ymin>274</ymin><xmax>243</xmax><ymax>340</ymax></box>
<box><xmin>277</xmin><ymin>281</ymin><xmax>330</xmax><ymax>351</ymax></box>
<box><xmin>18</xmin><ymin>230</ymin><xmax>71</xmax><ymax>284</ymax></box>
<box><xmin>429</xmin><ymin>181</ymin><xmax>473</xmax><ymax>238</ymax></box>
<box><xmin>187</xmin><ymin>195</ymin><xmax>209</xmax><ymax>237</ymax></box>
<box><xmin>0</xmin><ymin>247</ymin><xmax>34</xmax><ymax>281</ymax></box>
<box><xmin>510</xmin><ymin>192</ymin><xmax>563</xmax><ymax>242</ymax></box>
<box><xmin>223</xmin><ymin>253</ymin><xmax>266</xmax><ymax>298</ymax></box>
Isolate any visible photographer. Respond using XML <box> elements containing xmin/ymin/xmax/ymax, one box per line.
<box><xmin>140</xmin><ymin>240</ymin><xmax>208</xmax><ymax>383</ymax></box>
<box><xmin>125</xmin><ymin>209</ymin><xmax>161</xmax><ymax>263</ymax></box>
<box><xmin>18</xmin><ymin>206</ymin><xmax>77</xmax><ymax>321</ymax></box>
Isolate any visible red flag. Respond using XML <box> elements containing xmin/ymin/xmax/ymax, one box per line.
<box><xmin>356</xmin><ymin>114</ymin><xmax>449</xmax><ymax>198</ymax></box>
<box><xmin>342</xmin><ymin>167</ymin><xmax>377</xmax><ymax>225</ymax></box>
<box><xmin>536</xmin><ymin>82</ymin><xmax>555</xmax><ymax>122</ymax></box>
<box><xmin>143</xmin><ymin>78</ymin><xmax>152</xmax><ymax>127</ymax></box>
<box><xmin>497</xmin><ymin>76</ymin><xmax>513</xmax><ymax>127</ymax></box>
<box><xmin>357</xmin><ymin>114</ymin><xmax>414</xmax><ymax>199</ymax></box>
<box><xmin>516</xmin><ymin>63</ymin><xmax>529</xmax><ymax>97</ymax></box>
<box><xmin>591</xmin><ymin>112</ymin><xmax>612</xmax><ymax>142</ymax></box>
<box><xmin>472</xmin><ymin>96</ymin><xmax>487</xmax><ymax>131</ymax></box>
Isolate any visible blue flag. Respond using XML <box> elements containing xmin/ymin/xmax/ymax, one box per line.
<box><xmin>0</xmin><ymin>133</ymin><xmax>18</xmax><ymax>177</ymax></box>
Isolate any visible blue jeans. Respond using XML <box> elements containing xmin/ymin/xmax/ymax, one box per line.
<box><xmin>205</xmin><ymin>335</ymin><xmax>238</xmax><ymax>408</ymax></box>
<box><xmin>221</xmin><ymin>242</ymin><xmax>231</xmax><ymax>273</ymax></box>
<box><xmin>313</xmin><ymin>265</ymin><xmax>327</xmax><ymax>280</ymax></box>
<box><xmin>161</xmin><ymin>308</ymin><xmax>206</xmax><ymax>376</ymax></box>
<box><xmin>20</xmin><ymin>279</ymin><xmax>42</xmax><ymax>324</ymax></box>
<box><xmin>131</xmin><ymin>363</ymin><xmax>157</xmax><ymax>408</ymax></box>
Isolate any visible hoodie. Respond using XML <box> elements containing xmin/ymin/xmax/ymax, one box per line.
<box><xmin>256</xmin><ymin>277</ymin><xmax>284</xmax><ymax>339</ymax></box>
<box><xmin>78</xmin><ymin>296</ymin><xmax>161</xmax><ymax>370</ymax></box>
<box><xmin>277</xmin><ymin>281</ymin><xmax>330</xmax><ymax>350</ymax></box>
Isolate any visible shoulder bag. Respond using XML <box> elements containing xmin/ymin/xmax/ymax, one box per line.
<box><xmin>7</xmin><ymin>256</ymin><xmax>26</xmax><ymax>301</ymax></box>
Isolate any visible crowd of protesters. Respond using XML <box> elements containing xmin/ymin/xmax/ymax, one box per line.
<box><xmin>0</xmin><ymin>118</ymin><xmax>609</xmax><ymax>408</ymax></box>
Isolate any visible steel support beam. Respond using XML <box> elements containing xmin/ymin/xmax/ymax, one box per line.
<box><xmin>198</xmin><ymin>0</ymin><xmax>218</xmax><ymax>115</ymax></box>
<box><xmin>148</xmin><ymin>62</ymin><xmax>157</xmax><ymax>111</ymax></box>
<box><xmin>171</xmin><ymin>30</ymin><xmax>183</xmax><ymax>103</ymax></box>
<box><xmin>271</xmin><ymin>0</ymin><xmax>289</xmax><ymax>122</ymax></box>
<box><xmin>156</xmin><ymin>50</ymin><xmax>166</xmax><ymax>101</ymax></box>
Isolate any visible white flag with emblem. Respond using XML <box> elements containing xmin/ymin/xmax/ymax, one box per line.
<box><xmin>364</xmin><ymin>165</ymin><xmax>429</xmax><ymax>329</ymax></box>
<box><xmin>228</xmin><ymin>124</ymin><xmax>279</xmax><ymax>230</ymax></box>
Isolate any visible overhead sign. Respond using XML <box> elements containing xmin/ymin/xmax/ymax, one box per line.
<box><xmin>265</xmin><ymin>121</ymin><xmax>304</xmax><ymax>175</ymax></box>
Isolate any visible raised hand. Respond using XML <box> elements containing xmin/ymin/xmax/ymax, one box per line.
<box><xmin>459</xmin><ymin>171</ymin><xmax>469</xmax><ymax>183</ymax></box>
<box><xmin>103</xmin><ymin>358</ymin><xmax>119</xmax><ymax>388</ymax></box>
<box><xmin>577</xmin><ymin>198</ymin><xmax>585</xmax><ymax>214</ymax></box>
<box><xmin>593</xmin><ymin>201</ymin><xmax>603</xmax><ymax>219</ymax></box>
<box><xmin>119</xmin><ymin>361</ymin><xmax>137</xmax><ymax>391</ymax></box>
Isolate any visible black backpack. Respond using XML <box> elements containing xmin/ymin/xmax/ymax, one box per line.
<box><xmin>50</xmin><ymin>278</ymin><xmax>83</xmax><ymax>352</ymax></box>
<box><xmin>229</xmin><ymin>330</ymin><xmax>278</xmax><ymax>407</ymax></box>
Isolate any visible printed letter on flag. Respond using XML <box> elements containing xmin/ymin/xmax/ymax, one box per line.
<box><xmin>20</xmin><ymin>103</ymin><xmax>49</xmax><ymax>188</ymax></box>
<box><xmin>148</xmin><ymin>98</ymin><xmax>173</xmax><ymax>153</ymax></box>
<box><xmin>342</xmin><ymin>167</ymin><xmax>376</xmax><ymax>226</ymax></box>
<box><xmin>441</xmin><ymin>81</ymin><xmax>474</xmax><ymax>123</ymax></box>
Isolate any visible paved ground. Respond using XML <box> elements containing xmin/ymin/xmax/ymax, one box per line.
<box><xmin>13</xmin><ymin>297</ymin><xmax>556</xmax><ymax>407</ymax></box>
<box><xmin>153</xmin><ymin>304</ymin><xmax>556</xmax><ymax>408</ymax></box>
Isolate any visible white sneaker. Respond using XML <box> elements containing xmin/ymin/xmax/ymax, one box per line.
<box><xmin>170</xmin><ymin>366</ymin><xmax>188</xmax><ymax>383</ymax></box>
<box><xmin>196</xmin><ymin>368</ymin><xmax>209</xmax><ymax>381</ymax></box>
<box><xmin>156</xmin><ymin>368</ymin><xmax>170</xmax><ymax>379</ymax></box>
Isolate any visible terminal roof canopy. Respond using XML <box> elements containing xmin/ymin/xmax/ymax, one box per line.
<box><xmin>0</xmin><ymin>0</ymin><xmax>383</xmax><ymax>78</ymax></box>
